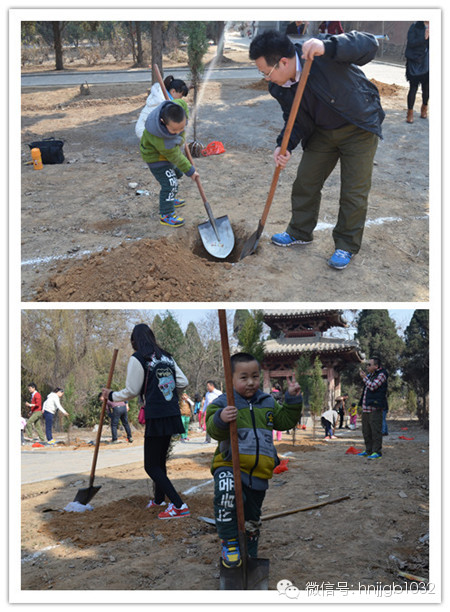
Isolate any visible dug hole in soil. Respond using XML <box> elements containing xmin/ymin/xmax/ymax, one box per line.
<box><xmin>21</xmin><ymin>76</ymin><xmax>429</xmax><ymax>302</ymax></box>
<box><xmin>20</xmin><ymin>418</ymin><xmax>429</xmax><ymax>593</ymax></box>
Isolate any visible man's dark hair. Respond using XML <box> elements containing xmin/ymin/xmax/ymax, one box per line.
<box><xmin>249</xmin><ymin>30</ymin><xmax>296</xmax><ymax>66</ymax></box>
<box><xmin>230</xmin><ymin>352</ymin><xmax>261</xmax><ymax>374</ymax></box>
<box><xmin>206</xmin><ymin>380</ymin><xmax>216</xmax><ymax>387</ymax></box>
<box><xmin>28</xmin><ymin>382</ymin><xmax>37</xmax><ymax>389</ymax></box>
<box><xmin>370</xmin><ymin>357</ymin><xmax>382</xmax><ymax>368</ymax></box>
<box><xmin>160</xmin><ymin>101</ymin><xmax>185</xmax><ymax>125</ymax></box>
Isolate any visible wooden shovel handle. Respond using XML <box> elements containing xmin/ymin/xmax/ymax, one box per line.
<box><xmin>153</xmin><ymin>63</ymin><xmax>208</xmax><ymax>205</ymax></box>
<box><xmin>89</xmin><ymin>348</ymin><xmax>119</xmax><ymax>487</ymax></box>
<box><xmin>218</xmin><ymin>311</ymin><xmax>246</xmax><ymax>534</ymax></box>
<box><xmin>260</xmin><ymin>57</ymin><xmax>313</xmax><ymax>227</ymax></box>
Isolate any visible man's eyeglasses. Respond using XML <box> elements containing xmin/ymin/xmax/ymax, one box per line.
<box><xmin>258</xmin><ymin>61</ymin><xmax>280</xmax><ymax>79</ymax></box>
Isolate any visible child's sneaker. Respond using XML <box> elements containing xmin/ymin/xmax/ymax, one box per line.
<box><xmin>158</xmin><ymin>502</ymin><xmax>190</xmax><ymax>519</ymax></box>
<box><xmin>145</xmin><ymin>500</ymin><xmax>166</xmax><ymax>509</ymax></box>
<box><xmin>46</xmin><ymin>439</ymin><xmax>56</xmax><ymax>445</ymax></box>
<box><xmin>160</xmin><ymin>213</ymin><xmax>185</xmax><ymax>227</ymax></box>
<box><xmin>221</xmin><ymin>539</ymin><xmax>242</xmax><ymax>568</ymax></box>
<box><xmin>174</xmin><ymin>198</ymin><xmax>185</xmax><ymax>208</ymax></box>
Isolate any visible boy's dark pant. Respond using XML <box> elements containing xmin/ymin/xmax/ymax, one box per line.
<box><xmin>148</xmin><ymin>163</ymin><xmax>183</xmax><ymax>215</ymax></box>
<box><xmin>286</xmin><ymin>125</ymin><xmax>379</xmax><ymax>254</ymax></box>
<box><xmin>362</xmin><ymin>409</ymin><xmax>383</xmax><ymax>455</ymax></box>
<box><xmin>213</xmin><ymin>467</ymin><xmax>266</xmax><ymax>557</ymax></box>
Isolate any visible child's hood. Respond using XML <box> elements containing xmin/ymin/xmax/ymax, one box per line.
<box><xmin>144</xmin><ymin>100</ymin><xmax>185</xmax><ymax>149</ymax></box>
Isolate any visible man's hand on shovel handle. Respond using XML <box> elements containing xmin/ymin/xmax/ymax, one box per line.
<box><xmin>101</xmin><ymin>388</ymin><xmax>110</xmax><ymax>401</ymax></box>
<box><xmin>301</xmin><ymin>38</ymin><xmax>325</xmax><ymax>60</ymax></box>
<box><xmin>273</xmin><ymin>147</ymin><xmax>291</xmax><ymax>169</ymax></box>
<box><xmin>220</xmin><ymin>406</ymin><xmax>238</xmax><ymax>423</ymax></box>
<box><xmin>191</xmin><ymin>170</ymin><xmax>200</xmax><ymax>181</ymax></box>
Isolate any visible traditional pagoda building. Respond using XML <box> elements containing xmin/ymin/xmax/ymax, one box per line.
<box><xmin>262</xmin><ymin>310</ymin><xmax>363</xmax><ymax>407</ymax></box>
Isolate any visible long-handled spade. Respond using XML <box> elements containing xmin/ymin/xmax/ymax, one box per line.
<box><xmin>239</xmin><ymin>58</ymin><xmax>313</xmax><ymax>260</ymax></box>
<box><xmin>73</xmin><ymin>348</ymin><xmax>118</xmax><ymax>506</ymax></box>
<box><xmin>217</xmin><ymin>310</ymin><xmax>270</xmax><ymax>590</ymax></box>
<box><xmin>153</xmin><ymin>64</ymin><xmax>235</xmax><ymax>259</ymax></box>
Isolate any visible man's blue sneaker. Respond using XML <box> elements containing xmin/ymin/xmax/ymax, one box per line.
<box><xmin>357</xmin><ymin>451</ymin><xmax>369</xmax><ymax>456</ymax></box>
<box><xmin>271</xmin><ymin>232</ymin><xmax>312</xmax><ymax>247</ymax></box>
<box><xmin>221</xmin><ymin>538</ymin><xmax>242</xmax><ymax>568</ymax></box>
<box><xmin>328</xmin><ymin>249</ymin><xmax>353</xmax><ymax>269</ymax></box>
<box><xmin>367</xmin><ymin>452</ymin><xmax>382</xmax><ymax>459</ymax></box>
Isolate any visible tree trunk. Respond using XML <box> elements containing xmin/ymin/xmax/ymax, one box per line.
<box><xmin>135</xmin><ymin>21</ymin><xmax>145</xmax><ymax>67</ymax></box>
<box><xmin>128</xmin><ymin>22</ymin><xmax>136</xmax><ymax>64</ymax></box>
<box><xmin>52</xmin><ymin>22</ymin><xmax>64</xmax><ymax>71</ymax></box>
<box><xmin>151</xmin><ymin>22</ymin><xmax>164</xmax><ymax>84</ymax></box>
<box><xmin>216</xmin><ymin>21</ymin><xmax>225</xmax><ymax>63</ymax></box>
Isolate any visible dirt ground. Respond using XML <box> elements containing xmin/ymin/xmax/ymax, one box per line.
<box><xmin>20</xmin><ymin>59</ymin><xmax>429</xmax><ymax>303</ymax></box>
<box><xmin>20</xmin><ymin>418</ymin><xmax>430</xmax><ymax>596</ymax></box>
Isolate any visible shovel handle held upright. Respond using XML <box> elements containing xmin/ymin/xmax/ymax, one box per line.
<box><xmin>218</xmin><ymin>311</ymin><xmax>246</xmax><ymax>533</ymax></box>
<box><xmin>89</xmin><ymin>348</ymin><xmax>119</xmax><ymax>487</ymax></box>
<box><xmin>260</xmin><ymin>58</ymin><xmax>313</xmax><ymax>227</ymax></box>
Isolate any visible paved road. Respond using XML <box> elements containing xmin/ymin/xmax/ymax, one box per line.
<box><xmin>21</xmin><ymin>61</ymin><xmax>407</xmax><ymax>89</ymax></box>
<box><xmin>21</xmin><ymin>438</ymin><xmax>215</xmax><ymax>484</ymax></box>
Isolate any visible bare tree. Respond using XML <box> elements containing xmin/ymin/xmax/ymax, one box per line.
<box><xmin>151</xmin><ymin>21</ymin><xmax>164</xmax><ymax>82</ymax></box>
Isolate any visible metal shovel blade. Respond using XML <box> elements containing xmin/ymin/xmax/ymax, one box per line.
<box><xmin>239</xmin><ymin>221</ymin><xmax>264</xmax><ymax>260</ymax></box>
<box><xmin>73</xmin><ymin>485</ymin><xmax>102</xmax><ymax>506</ymax></box>
<box><xmin>198</xmin><ymin>215</ymin><xmax>235</xmax><ymax>259</ymax></box>
<box><xmin>219</xmin><ymin>557</ymin><xmax>270</xmax><ymax>590</ymax></box>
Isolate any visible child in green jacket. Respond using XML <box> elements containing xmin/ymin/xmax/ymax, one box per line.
<box><xmin>206</xmin><ymin>352</ymin><xmax>302</xmax><ymax>568</ymax></box>
<box><xmin>140</xmin><ymin>100</ymin><xmax>199</xmax><ymax>227</ymax></box>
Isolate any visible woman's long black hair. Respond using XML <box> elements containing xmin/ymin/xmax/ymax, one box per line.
<box><xmin>130</xmin><ymin>323</ymin><xmax>169</xmax><ymax>360</ymax></box>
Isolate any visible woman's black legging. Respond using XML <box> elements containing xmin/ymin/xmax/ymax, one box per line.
<box><xmin>407</xmin><ymin>74</ymin><xmax>429</xmax><ymax>110</ymax></box>
<box><xmin>144</xmin><ymin>435</ymin><xmax>183</xmax><ymax>508</ymax></box>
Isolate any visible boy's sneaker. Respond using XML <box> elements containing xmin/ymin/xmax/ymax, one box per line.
<box><xmin>271</xmin><ymin>232</ymin><xmax>312</xmax><ymax>247</ymax></box>
<box><xmin>158</xmin><ymin>502</ymin><xmax>190</xmax><ymax>519</ymax></box>
<box><xmin>367</xmin><ymin>452</ymin><xmax>382</xmax><ymax>459</ymax></box>
<box><xmin>46</xmin><ymin>439</ymin><xmax>56</xmax><ymax>445</ymax></box>
<box><xmin>174</xmin><ymin>198</ymin><xmax>185</xmax><ymax>208</ymax></box>
<box><xmin>221</xmin><ymin>538</ymin><xmax>242</xmax><ymax>568</ymax></box>
<box><xmin>328</xmin><ymin>249</ymin><xmax>353</xmax><ymax>269</ymax></box>
<box><xmin>160</xmin><ymin>213</ymin><xmax>185</xmax><ymax>227</ymax></box>
<box><xmin>145</xmin><ymin>499</ymin><xmax>166</xmax><ymax>509</ymax></box>
<box><xmin>357</xmin><ymin>451</ymin><xmax>369</xmax><ymax>456</ymax></box>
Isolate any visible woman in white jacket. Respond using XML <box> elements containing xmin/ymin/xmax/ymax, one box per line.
<box><xmin>43</xmin><ymin>388</ymin><xmax>69</xmax><ymax>445</ymax></box>
<box><xmin>101</xmin><ymin>323</ymin><xmax>190</xmax><ymax>520</ymax></box>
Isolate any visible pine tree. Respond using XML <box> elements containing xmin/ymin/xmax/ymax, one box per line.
<box><xmin>401</xmin><ymin>310</ymin><xmax>429</xmax><ymax>428</ymax></box>
<box><xmin>236</xmin><ymin>310</ymin><xmax>265</xmax><ymax>364</ymax></box>
<box><xmin>309</xmin><ymin>356</ymin><xmax>327</xmax><ymax>438</ymax></box>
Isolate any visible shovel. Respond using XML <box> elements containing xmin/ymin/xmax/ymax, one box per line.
<box><xmin>153</xmin><ymin>64</ymin><xmax>235</xmax><ymax>259</ymax></box>
<box><xmin>239</xmin><ymin>58</ymin><xmax>313</xmax><ymax>260</ymax></box>
<box><xmin>73</xmin><ymin>348</ymin><xmax>118</xmax><ymax>505</ymax></box>
<box><xmin>217</xmin><ymin>310</ymin><xmax>270</xmax><ymax>590</ymax></box>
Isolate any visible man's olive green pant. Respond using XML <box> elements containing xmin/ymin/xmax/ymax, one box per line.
<box><xmin>286</xmin><ymin>125</ymin><xmax>379</xmax><ymax>254</ymax></box>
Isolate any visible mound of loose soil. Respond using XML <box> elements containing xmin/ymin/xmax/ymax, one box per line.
<box><xmin>35</xmin><ymin>235</ymin><xmax>232</xmax><ymax>302</ymax></box>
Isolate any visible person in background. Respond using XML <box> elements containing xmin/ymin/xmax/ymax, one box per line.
<box><xmin>321</xmin><ymin>406</ymin><xmax>338</xmax><ymax>440</ymax></box>
<box><xmin>24</xmin><ymin>382</ymin><xmax>45</xmax><ymax>443</ymax></box>
<box><xmin>201</xmin><ymin>381</ymin><xmax>222</xmax><ymax>443</ymax></box>
<box><xmin>285</xmin><ymin>21</ymin><xmax>309</xmax><ymax>37</ymax></box>
<box><xmin>405</xmin><ymin>21</ymin><xmax>429</xmax><ymax>124</ymax></box>
<box><xmin>42</xmin><ymin>388</ymin><xmax>69</xmax><ymax>445</ymax></box>
<box><xmin>358</xmin><ymin>357</ymin><xmax>388</xmax><ymax>459</ymax></box>
<box><xmin>106</xmin><ymin>397</ymin><xmax>133</xmax><ymax>444</ymax></box>
<box><xmin>179</xmin><ymin>392</ymin><xmax>194</xmax><ymax>441</ymax></box>
<box><xmin>318</xmin><ymin>21</ymin><xmax>344</xmax><ymax>35</ymax></box>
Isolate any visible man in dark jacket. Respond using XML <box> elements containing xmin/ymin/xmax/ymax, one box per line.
<box><xmin>249</xmin><ymin>30</ymin><xmax>384</xmax><ymax>269</ymax></box>
<box><xmin>358</xmin><ymin>357</ymin><xmax>388</xmax><ymax>459</ymax></box>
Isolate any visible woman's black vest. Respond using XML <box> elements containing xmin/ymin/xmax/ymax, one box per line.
<box><xmin>133</xmin><ymin>352</ymin><xmax>180</xmax><ymax>419</ymax></box>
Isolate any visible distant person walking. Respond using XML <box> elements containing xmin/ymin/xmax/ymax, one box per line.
<box><xmin>405</xmin><ymin>21</ymin><xmax>429</xmax><ymax>124</ymax></box>
<box><xmin>201</xmin><ymin>381</ymin><xmax>222</xmax><ymax>443</ymax></box>
<box><xmin>24</xmin><ymin>382</ymin><xmax>45</xmax><ymax>443</ymax></box>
